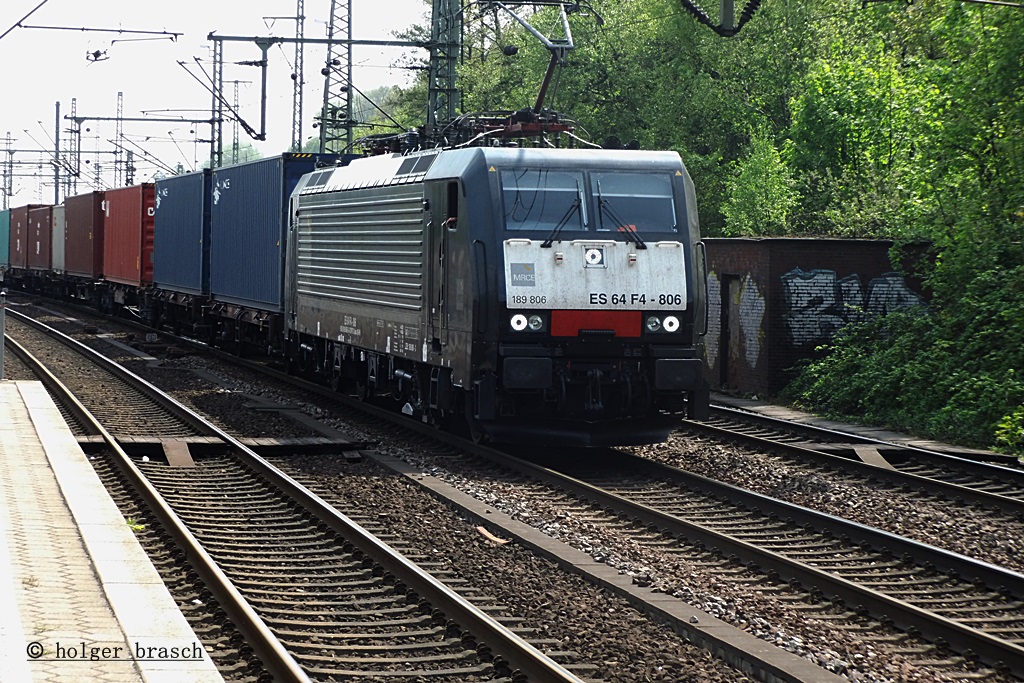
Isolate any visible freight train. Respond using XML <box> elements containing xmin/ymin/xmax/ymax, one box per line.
<box><xmin>1</xmin><ymin>148</ymin><xmax>709</xmax><ymax>446</ymax></box>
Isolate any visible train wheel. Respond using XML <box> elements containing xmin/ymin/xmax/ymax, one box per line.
<box><xmin>355</xmin><ymin>379</ymin><xmax>371</xmax><ymax>402</ymax></box>
<box><xmin>426</xmin><ymin>407</ymin><xmax>449</xmax><ymax>431</ymax></box>
<box><xmin>464</xmin><ymin>399</ymin><xmax>488</xmax><ymax>444</ymax></box>
<box><xmin>467</xmin><ymin>417</ymin><xmax>490</xmax><ymax>444</ymax></box>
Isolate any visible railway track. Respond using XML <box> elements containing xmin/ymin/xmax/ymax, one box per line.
<box><xmin>5</xmin><ymin>314</ymin><xmax>207</xmax><ymax>437</ymax></box>
<box><xmin>5</xmin><ymin>296</ymin><xmax>833</xmax><ymax>682</ymax></box>
<box><xmin>685</xmin><ymin>405</ymin><xmax>1024</xmax><ymax>516</ymax></box>
<box><xmin>9</xmin><ymin>297</ymin><xmax>1023</xmax><ymax>682</ymax></box>
<box><xmin>438</xmin><ymin>440</ymin><xmax>1022</xmax><ymax>680</ymax></box>
<box><xmin>557</xmin><ymin>450</ymin><xmax>1023</xmax><ymax>671</ymax></box>
<box><xmin>3</xmin><ymin>308</ymin><xmax>593</xmax><ymax>683</ymax></box>
<box><xmin>705</xmin><ymin>404</ymin><xmax>1018</xmax><ymax>463</ymax></box>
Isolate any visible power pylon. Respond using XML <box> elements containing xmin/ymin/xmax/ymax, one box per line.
<box><xmin>427</xmin><ymin>0</ymin><xmax>461</xmax><ymax>137</ymax></box>
<box><xmin>317</xmin><ymin>0</ymin><xmax>353</xmax><ymax>153</ymax></box>
<box><xmin>115</xmin><ymin>92</ymin><xmax>124</xmax><ymax>186</ymax></box>
<box><xmin>2</xmin><ymin>133</ymin><xmax>13</xmax><ymax>209</ymax></box>
<box><xmin>211</xmin><ymin>39</ymin><xmax>224</xmax><ymax>169</ymax></box>
<box><xmin>65</xmin><ymin>98</ymin><xmax>80</xmax><ymax>198</ymax></box>
<box><xmin>291</xmin><ymin>0</ymin><xmax>306</xmax><ymax>151</ymax></box>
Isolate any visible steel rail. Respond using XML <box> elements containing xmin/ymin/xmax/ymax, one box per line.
<box><xmin>685</xmin><ymin>408</ymin><xmax>1024</xmax><ymax>517</ymax></box>
<box><xmin>7</xmin><ymin>308</ymin><xmax>227</xmax><ymax>435</ymax></box>
<box><xmin>620</xmin><ymin>463</ymin><xmax>1024</xmax><ymax>675</ymax></box>
<box><xmin>3</xmin><ymin>324</ymin><xmax>312</xmax><ymax>683</ymax></box>
<box><xmin>243</xmin><ymin>364</ymin><xmax>1024</xmax><ymax>678</ymax></box>
<box><xmin>6</xmin><ymin>307</ymin><xmax>585</xmax><ymax>683</ymax></box>
<box><xmin>447</xmin><ymin>441</ymin><xmax>1024</xmax><ymax>677</ymax></box>
<box><xmin>19</xmin><ymin>297</ymin><xmax>1020</xmax><ymax>680</ymax></box>
<box><xmin>708</xmin><ymin>403</ymin><xmax>1020</xmax><ymax>465</ymax></box>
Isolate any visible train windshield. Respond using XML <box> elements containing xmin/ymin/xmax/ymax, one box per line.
<box><xmin>501</xmin><ymin>169</ymin><xmax>587</xmax><ymax>232</ymax></box>
<box><xmin>500</xmin><ymin>168</ymin><xmax>678</xmax><ymax>234</ymax></box>
<box><xmin>593</xmin><ymin>172</ymin><xmax>676</xmax><ymax>233</ymax></box>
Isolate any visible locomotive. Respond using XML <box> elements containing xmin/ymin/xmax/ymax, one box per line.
<box><xmin>2</xmin><ymin>147</ymin><xmax>708</xmax><ymax>446</ymax></box>
<box><xmin>285</xmin><ymin>146</ymin><xmax>709</xmax><ymax>445</ymax></box>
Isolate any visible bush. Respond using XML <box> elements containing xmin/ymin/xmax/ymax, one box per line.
<box><xmin>782</xmin><ymin>303</ymin><xmax>1024</xmax><ymax>455</ymax></box>
<box><xmin>996</xmin><ymin>407</ymin><xmax>1024</xmax><ymax>454</ymax></box>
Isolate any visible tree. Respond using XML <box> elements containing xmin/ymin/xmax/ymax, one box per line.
<box><xmin>721</xmin><ymin>128</ymin><xmax>799</xmax><ymax>235</ymax></box>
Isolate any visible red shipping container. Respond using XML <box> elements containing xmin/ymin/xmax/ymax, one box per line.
<box><xmin>9</xmin><ymin>204</ymin><xmax>46</xmax><ymax>270</ymax></box>
<box><xmin>27</xmin><ymin>205</ymin><xmax>53</xmax><ymax>271</ymax></box>
<box><xmin>103</xmin><ymin>184</ymin><xmax>155</xmax><ymax>286</ymax></box>
<box><xmin>64</xmin><ymin>191</ymin><xmax>106</xmax><ymax>278</ymax></box>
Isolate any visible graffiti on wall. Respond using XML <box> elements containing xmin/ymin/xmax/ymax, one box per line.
<box><xmin>705</xmin><ymin>273</ymin><xmax>722</xmax><ymax>372</ymax></box>
<box><xmin>705</xmin><ymin>272</ymin><xmax>766</xmax><ymax>370</ymax></box>
<box><xmin>738</xmin><ymin>275</ymin><xmax>766</xmax><ymax>368</ymax></box>
<box><xmin>781</xmin><ymin>268</ymin><xmax>925</xmax><ymax>345</ymax></box>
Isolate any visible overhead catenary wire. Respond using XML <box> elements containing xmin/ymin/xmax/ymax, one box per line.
<box><xmin>18</xmin><ymin>127</ymin><xmax>80</xmax><ymax>180</ymax></box>
<box><xmin>177</xmin><ymin>59</ymin><xmax>261</xmax><ymax>141</ymax></box>
<box><xmin>0</xmin><ymin>0</ymin><xmax>51</xmax><ymax>42</ymax></box>
<box><xmin>106</xmin><ymin>137</ymin><xmax>179</xmax><ymax>177</ymax></box>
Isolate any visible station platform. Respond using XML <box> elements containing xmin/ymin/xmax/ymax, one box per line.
<box><xmin>0</xmin><ymin>380</ymin><xmax>223</xmax><ymax>683</ymax></box>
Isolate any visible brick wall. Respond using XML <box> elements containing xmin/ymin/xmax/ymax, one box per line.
<box><xmin>704</xmin><ymin>238</ymin><xmax>926</xmax><ymax>396</ymax></box>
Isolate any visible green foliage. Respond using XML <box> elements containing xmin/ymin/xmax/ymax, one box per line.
<box><xmin>377</xmin><ymin>0</ymin><xmax>1024</xmax><ymax>451</ymax></box>
<box><xmin>775</xmin><ymin>2</ymin><xmax>1024</xmax><ymax>453</ymax></box>
<box><xmin>197</xmin><ymin>143</ymin><xmax>261</xmax><ymax>171</ymax></box>
<box><xmin>784</xmin><ymin>262</ymin><xmax>1024</xmax><ymax>452</ymax></box>
<box><xmin>996</xmin><ymin>407</ymin><xmax>1024</xmax><ymax>454</ymax></box>
<box><xmin>721</xmin><ymin>128</ymin><xmax>800</xmax><ymax>235</ymax></box>
<box><xmin>351</xmin><ymin>84</ymin><xmax>428</xmax><ymax>148</ymax></box>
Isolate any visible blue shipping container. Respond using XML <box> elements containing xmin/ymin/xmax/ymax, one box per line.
<box><xmin>1</xmin><ymin>209</ymin><xmax>9</xmax><ymax>271</ymax></box>
<box><xmin>209</xmin><ymin>153</ymin><xmax>339</xmax><ymax>311</ymax></box>
<box><xmin>154</xmin><ymin>170</ymin><xmax>212</xmax><ymax>295</ymax></box>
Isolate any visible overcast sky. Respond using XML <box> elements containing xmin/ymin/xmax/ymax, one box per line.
<box><xmin>1</xmin><ymin>0</ymin><xmax>428</xmax><ymax>205</ymax></box>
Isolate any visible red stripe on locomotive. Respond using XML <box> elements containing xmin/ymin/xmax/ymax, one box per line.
<box><xmin>550</xmin><ymin>310</ymin><xmax>641</xmax><ymax>337</ymax></box>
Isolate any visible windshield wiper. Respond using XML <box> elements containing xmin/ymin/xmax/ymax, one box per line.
<box><xmin>597</xmin><ymin>180</ymin><xmax>647</xmax><ymax>249</ymax></box>
<box><xmin>540</xmin><ymin>181</ymin><xmax>584</xmax><ymax>248</ymax></box>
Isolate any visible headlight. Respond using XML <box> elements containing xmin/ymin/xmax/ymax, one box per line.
<box><xmin>645</xmin><ymin>316</ymin><xmax>662</xmax><ymax>332</ymax></box>
<box><xmin>528</xmin><ymin>315</ymin><xmax>544</xmax><ymax>331</ymax></box>
<box><xmin>663</xmin><ymin>315</ymin><xmax>680</xmax><ymax>332</ymax></box>
<box><xmin>510</xmin><ymin>314</ymin><xmax>528</xmax><ymax>331</ymax></box>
